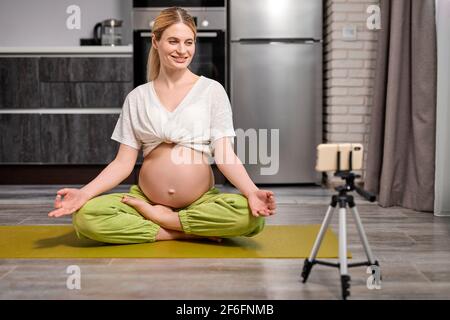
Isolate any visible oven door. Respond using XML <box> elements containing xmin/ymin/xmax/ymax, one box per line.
<box><xmin>133</xmin><ymin>30</ymin><xmax>225</xmax><ymax>88</ymax></box>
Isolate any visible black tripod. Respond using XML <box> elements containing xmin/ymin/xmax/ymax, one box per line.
<box><xmin>301</xmin><ymin>152</ymin><xmax>381</xmax><ymax>300</ymax></box>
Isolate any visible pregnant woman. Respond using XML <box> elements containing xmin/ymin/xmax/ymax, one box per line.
<box><xmin>48</xmin><ymin>7</ymin><xmax>276</xmax><ymax>244</ymax></box>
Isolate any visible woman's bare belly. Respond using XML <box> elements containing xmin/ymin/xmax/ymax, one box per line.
<box><xmin>138</xmin><ymin>142</ymin><xmax>215</xmax><ymax>209</ymax></box>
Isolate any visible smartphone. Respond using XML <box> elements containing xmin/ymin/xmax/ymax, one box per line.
<box><xmin>315</xmin><ymin>143</ymin><xmax>363</xmax><ymax>172</ymax></box>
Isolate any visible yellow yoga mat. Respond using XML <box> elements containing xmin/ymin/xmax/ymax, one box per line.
<box><xmin>0</xmin><ymin>225</ymin><xmax>351</xmax><ymax>259</ymax></box>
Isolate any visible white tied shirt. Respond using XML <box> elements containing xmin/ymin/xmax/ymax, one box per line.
<box><xmin>111</xmin><ymin>76</ymin><xmax>236</xmax><ymax>160</ymax></box>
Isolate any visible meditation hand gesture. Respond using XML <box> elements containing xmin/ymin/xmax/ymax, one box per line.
<box><xmin>48</xmin><ymin>188</ymin><xmax>90</xmax><ymax>218</ymax></box>
<box><xmin>247</xmin><ymin>189</ymin><xmax>277</xmax><ymax>217</ymax></box>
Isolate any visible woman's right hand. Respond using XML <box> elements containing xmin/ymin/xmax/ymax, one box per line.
<box><xmin>48</xmin><ymin>188</ymin><xmax>91</xmax><ymax>218</ymax></box>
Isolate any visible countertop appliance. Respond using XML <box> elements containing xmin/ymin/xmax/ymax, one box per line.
<box><xmin>229</xmin><ymin>0</ymin><xmax>323</xmax><ymax>184</ymax></box>
<box><xmin>94</xmin><ymin>19</ymin><xmax>123</xmax><ymax>46</ymax></box>
<box><xmin>132</xmin><ymin>0</ymin><xmax>226</xmax><ymax>88</ymax></box>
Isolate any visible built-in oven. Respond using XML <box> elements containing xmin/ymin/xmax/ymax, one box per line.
<box><xmin>132</xmin><ymin>1</ymin><xmax>226</xmax><ymax>89</ymax></box>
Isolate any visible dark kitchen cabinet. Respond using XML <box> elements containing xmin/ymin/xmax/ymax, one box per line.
<box><xmin>0</xmin><ymin>58</ymin><xmax>40</xmax><ymax>109</ymax></box>
<box><xmin>38</xmin><ymin>57</ymin><xmax>133</xmax><ymax>108</ymax></box>
<box><xmin>40</xmin><ymin>114</ymin><xmax>119</xmax><ymax>164</ymax></box>
<box><xmin>40</xmin><ymin>82</ymin><xmax>133</xmax><ymax>108</ymax></box>
<box><xmin>0</xmin><ymin>114</ymin><xmax>41</xmax><ymax>163</ymax></box>
<box><xmin>39</xmin><ymin>57</ymin><xmax>133</xmax><ymax>82</ymax></box>
<box><xmin>0</xmin><ymin>114</ymin><xmax>122</xmax><ymax>165</ymax></box>
<box><xmin>0</xmin><ymin>57</ymin><xmax>133</xmax><ymax>109</ymax></box>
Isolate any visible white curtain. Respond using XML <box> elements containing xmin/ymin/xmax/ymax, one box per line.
<box><xmin>434</xmin><ymin>0</ymin><xmax>450</xmax><ymax>216</ymax></box>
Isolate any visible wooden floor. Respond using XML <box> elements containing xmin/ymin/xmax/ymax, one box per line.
<box><xmin>0</xmin><ymin>184</ymin><xmax>450</xmax><ymax>300</ymax></box>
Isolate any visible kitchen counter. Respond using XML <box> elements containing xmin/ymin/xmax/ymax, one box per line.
<box><xmin>0</xmin><ymin>45</ymin><xmax>133</xmax><ymax>57</ymax></box>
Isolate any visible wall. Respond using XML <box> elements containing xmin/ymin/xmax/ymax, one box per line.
<box><xmin>0</xmin><ymin>0</ymin><xmax>132</xmax><ymax>46</ymax></box>
<box><xmin>434</xmin><ymin>0</ymin><xmax>450</xmax><ymax>216</ymax></box>
<box><xmin>324</xmin><ymin>0</ymin><xmax>380</xmax><ymax>185</ymax></box>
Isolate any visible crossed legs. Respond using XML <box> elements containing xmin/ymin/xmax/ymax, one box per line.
<box><xmin>121</xmin><ymin>195</ymin><xmax>221</xmax><ymax>242</ymax></box>
<box><xmin>72</xmin><ymin>186</ymin><xmax>265</xmax><ymax>244</ymax></box>
<box><xmin>123</xmin><ymin>196</ymin><xmax>183</xmax><ymax>231</ymax></box>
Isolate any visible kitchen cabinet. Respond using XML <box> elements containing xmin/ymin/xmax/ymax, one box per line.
<box><xmin>39</xmin><ymin>57</ymin><xmax>133</xmax><ymax>82</ymax></box>
<box><xmin>0</xmin><ymin>57</ymin><xmax>133</xmax><ymax>109</ymax></box>
<box><xmin>0</xmin><ymin>114</ymin><xmax>41</xmax><ymax>162</ymax></box>
<box><xmin>40</xmin><ymin>114</ymin><xmax>119</xmax><ymax>164</ymax></box>
<box><xmin>0</xmin><ymin>58</ymin><xmax>40</xmax><ymax>109</ymax></box>
<box><xmin>0</xmin><ymin>113</ymin><xmax>128</xmax><ymax>165</ymax></box>
<box><xmin>38</xmin><ymin>57</ymin><xmax>133</xmax><ymax>108</ymax></box>
<box><xmin>40</xmin><ymin>82</ymin><xmax>133</xmax><ymax>108</ymax></box>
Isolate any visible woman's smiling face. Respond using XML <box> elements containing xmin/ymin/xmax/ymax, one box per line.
<box><xmin>153</xmin><ymin>22</ymin><xmax>196</xmax><ymax>70</ymax></box>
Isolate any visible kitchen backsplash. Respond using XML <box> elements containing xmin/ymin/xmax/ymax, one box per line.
<box><xmin>0</xmin><ymin>0</ymin><xmax>132</xmax><ymax>46</ymax></box>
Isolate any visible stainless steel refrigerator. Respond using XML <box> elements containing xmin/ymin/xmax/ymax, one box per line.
<box><xmin>229</xmin><ymin>0</ymin><xmax>323</xmax><ymax>184</ymax></box>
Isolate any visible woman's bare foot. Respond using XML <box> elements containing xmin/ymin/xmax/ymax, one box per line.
<box><xmin>121</xmin><ymin>195</ymin><xmax>155</xmax><ymax>218</ymax></box>
<box><xmin>122</xmin><ymin>195</ymin><xmax>183</xmax><ymax>231</ymax></box>
<box><xmin>122</xmin><ymin>197</ymin><xmax>222</xmax><ymax>243</ymax></box>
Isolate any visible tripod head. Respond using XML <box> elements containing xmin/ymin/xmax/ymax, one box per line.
<box><xmin>334</xmin><ymin>171</ymin><xmax>376</xmax><ymax>202</ymax></box>
<box><xmin>333</xmin><ymin>150</ymin><xmax>376</xmax><ymax>202</ymax></box>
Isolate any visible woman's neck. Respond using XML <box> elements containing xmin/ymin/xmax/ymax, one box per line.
<box><xmin>156</xmin><ymin>68</ymin><xmax>195</xmax><ymax>89</ymax></box>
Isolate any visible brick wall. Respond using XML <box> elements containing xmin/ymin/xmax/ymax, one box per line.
<box><xmin>324</xmin><ymin>0</ymin><xmax>380</xmax><ymax>186</ymax></box>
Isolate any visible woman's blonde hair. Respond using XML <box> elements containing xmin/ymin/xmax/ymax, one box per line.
<box><xmin>147</xmin><ymin>7</ymin><xmax>197</xmax><ymax>82</ymax></box>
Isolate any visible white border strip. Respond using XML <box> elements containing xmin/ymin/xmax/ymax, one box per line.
<box><xmin>0</xmin><ymin>46</ymin><xmax>133</xmax><ymax>54</ymax></box>
<box><xmin>0</xmin><ymin>108</ymin><xmax>122</xmax><ymax>114</ymax></box>
<box><xmin>0</xmin><ymin>54</ymin><xmax>131</xmax><ymax>58</ymax></box>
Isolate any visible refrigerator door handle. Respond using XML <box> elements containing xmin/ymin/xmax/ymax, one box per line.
<box><xmin>140</xmin><ymin>31</ymin><xmax>218</xmax><ymax>38</ymax></box>
<box><xmin>231</xmin><ymin>38</ymin><xmax>321</xmax><ymax>44</ymax></box>
<box><xmin>196</xmin><ymin>32</ymin><xmax>219</xmax><ymax>38</ymax></box>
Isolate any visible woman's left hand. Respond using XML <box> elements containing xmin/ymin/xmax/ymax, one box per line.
<box><xmin>247</xmin><ymin>189</ymin><xmax>277</xmax><ymax>217</ymax></box>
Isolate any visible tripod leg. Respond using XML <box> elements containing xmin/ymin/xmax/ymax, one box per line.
<box><xmin>308</xmin><ymin>205</ymin><xmax>335</xmax><ymax>261</ymax></box>
<box><xmin>301</xmin><ymin>205</ymin><xmax>335</xmax><ymax>283</ymax></box>
<box><xmin>339</xmin><ymin>207</ymin><xmax>348</xmax><ymax>275</ymax></box>
<box><xmin>349</xmin><ymin>206</ymin><xmax>376</xmax><ymax>264</ymax></box>
<box><xmin>339</xmin><ymin>207</ymin><xmax>351</xmax><ymax>299</ymax></box>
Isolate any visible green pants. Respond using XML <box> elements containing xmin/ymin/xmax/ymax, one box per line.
<box><xmin>72</xmin><ymin>185</ymin><xmax>265</xmax><ymax>244</ymax></box>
